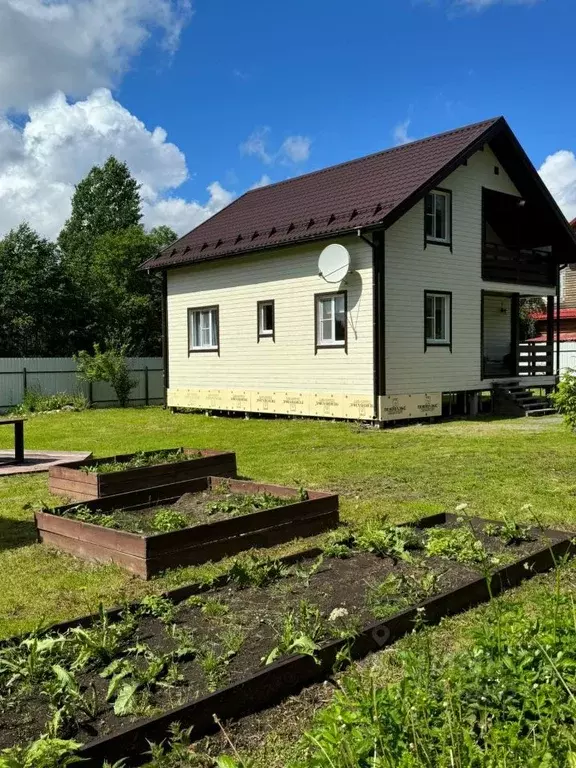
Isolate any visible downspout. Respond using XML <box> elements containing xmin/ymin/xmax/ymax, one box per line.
<box><xmin>358</xmin><ymin>228</ymin><xmax>385</xmax><ymax>421</ymax></box>
<box><xmin>161</xmin><ymin>269</ymin><xmax>169</xmax><ymax>408</ymax></box>
<box><xmin>556</xmin><ymin>263</ymin><xmax>565</xmax><ymax>380</ymax></box>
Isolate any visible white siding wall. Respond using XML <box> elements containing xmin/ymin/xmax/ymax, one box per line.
<box><xmin>166</xmin><ymin>236</ymin><xmax>374</xmax><ymax>417</ymax></box>
<box><xmin>384</xmin><ymin>146</ymin><xmax>553</xmax><ymax>395</ymax></box>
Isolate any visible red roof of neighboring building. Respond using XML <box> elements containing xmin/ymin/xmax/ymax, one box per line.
<box><xmin>571</xmin><ymin>217</ymin><xmax>576</xmax><ymax>229</ymax></box>
<box><xmin>531</xmin><ymin>308</ymin><xmax>576</xmax><ymax>320</ymax></box>
<box><xmin>530</xmin><ymin>332</ymin><xmax>576</xmax><ymax>342</ymax></box>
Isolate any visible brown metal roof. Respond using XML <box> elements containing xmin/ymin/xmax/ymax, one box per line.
<box><xmin>143</xmin><ymin>117</ymin><xmax>507</xmax><ymax>271</ymax></box>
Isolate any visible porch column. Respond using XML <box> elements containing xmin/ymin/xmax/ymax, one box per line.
<box><xmin>547</xmin><ymin>294</ymin><xmax>555</xmax><ymax>376</ymax></box>
<box><xmin>511</xmin><ymin>293</ymin><xmax>520</xmax><ymax>376</ymax></box>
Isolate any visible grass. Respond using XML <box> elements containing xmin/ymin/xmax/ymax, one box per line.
<box><xmin>1</xmin><ymin>408</ymin><xmax>576</xmax><ymax>639</ymax></box>
<box><xmin>1</xmin><ymin>407</ymin><xmax>576</xmax><ymax>763</ymax></box>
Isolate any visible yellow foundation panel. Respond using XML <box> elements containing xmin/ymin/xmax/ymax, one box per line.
<box><xmin>167</xmin><ymin>388</ymin><xmax>376</xmax><ymax>420</ymax></box>
<box><xmin>378</xmin><ymin>393</ymin><xmax>442</xmax><ymax>421</ymax></box>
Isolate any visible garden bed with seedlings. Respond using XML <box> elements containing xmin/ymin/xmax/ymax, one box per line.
<box><xmin>48</xmin><ymin>447</ymin><xmax>237</xmax><ymax>500</ymax></box>
<box><xmin>36</xmin><ymin>477</ymin><xmax>339</xmax><ymax>578</ymax></box>
<box><xmin>3</xmin><ymin>512</ymin><xmax>574</xmax><ymax>766</ymax></box>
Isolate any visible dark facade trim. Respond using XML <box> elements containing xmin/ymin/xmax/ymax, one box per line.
<box><xmin>161</xmin><ymin>271</ymin><xmax>169</xmax><ymax>406</ymax></box>
<box><xmin>187</xmin><ymin>305</ymin><xmax>220</xmax><ymax>356</ymax></box>
<box><xmin>424</xmin><ymin>290</ymin><xmax>453</xmax><ymax>352</ymax></box>
<box><xmin>511</xmin><ymin>293</ymin><xmax>520</xmax><ymax>376</ymax></box>
<box><xmin>257</xmin><ymin>300</ymin><xmax>275</xmax><ymax>342</ymax></box>
<box><xmin>424</xmin><ymin>187</ymin><xmax>453</xmax><ymax>252</ymax></box>
<box><xmin>372</xmin><ymin>230</ymin><xmax>386</xmax><ymax>417</ymax></box>
<box><xmin>314</xmin><ymin>291</ymin><xmax>348</xmax><ymax>354</ymax></box>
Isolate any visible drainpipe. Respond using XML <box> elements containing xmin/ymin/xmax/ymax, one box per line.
<box><xmin>358</xmin><ymin>228</ymin><xmax>385</xmax><ymax>422</ymax></box>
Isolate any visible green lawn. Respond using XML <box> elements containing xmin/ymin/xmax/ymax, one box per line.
<box><xmin>2</xmin><ymin>407</ymin><xmax>576</xmax><ymax>765</ymax></box>
<box><xmin>1</xmin><ymin>408</ymin><xmax>575</xmax><ymax>639</ymax></box>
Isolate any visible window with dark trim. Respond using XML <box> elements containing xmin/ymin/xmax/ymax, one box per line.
<box><xmin>424</xmin><ymin>291</ymin><xmax>452</xmax><ymax>349</ymax></box>
<box><xmin>425</xmin><ymin>189</ymin><xmax>452</xmax><ymax>246</ymax></box>
<box><xmin>316</xmin><ymin>292</ymin><xmax>347</xmax><ymax>348</ymax></box>
<box><xmin>257</xmin><ymin>300</ymin><xmax>275</xmax><ymax>341</ymax></box>
<box><xmin>188</xmin><ymin>306</ymin><xmax>219</xmax><ymax>352</ymax></box>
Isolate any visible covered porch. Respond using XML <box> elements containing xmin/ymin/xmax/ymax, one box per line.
<box><xmin>481</xmin><ymin>291</ymin><xmax>557</xmax><ymax>383</ymax></box>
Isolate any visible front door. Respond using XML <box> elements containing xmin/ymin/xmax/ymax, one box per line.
<box><xmin>482</xmin><ymin>294</ymin><xmax>514</xmax><ymax>378</ymax></box>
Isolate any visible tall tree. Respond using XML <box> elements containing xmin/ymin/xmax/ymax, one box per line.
<box><xmin>58</xmin><ymin>157</ymin><xmax>143</xmax><ymax>349</ymax></box>
<box><xmin>89</xmin><ymin>225</ymin><xmax>176</xmax><ymax>354</ymax></box>
<box><xmin>0</xmin><ymin>224</ymin><xmax>75</xmax><ymax>356</ymax></box>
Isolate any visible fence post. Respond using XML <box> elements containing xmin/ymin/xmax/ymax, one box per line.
<box><xmin>23</xmin><ymin>367</ymin><xmax>27</xmax><ymax>394</ymax></box>
<box><xmin>144</xmin><ymin>366</ymin><xmax>149</xmax><ymax>406</ymax></box>
<box><xmin>88</xmin><ymin>381</ymin><xmax>93</xmax><ymax>406</ymax></box>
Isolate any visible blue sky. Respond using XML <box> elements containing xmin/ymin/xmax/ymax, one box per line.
<box><xmin>0</xmin><ymin>0</ymin><xmax>574</xmax><ymax>238</ymax></box>
<box><xmin>119</xmin><ymin>0</ymin><xmax>575</xmax><ymax>208</ymax></box>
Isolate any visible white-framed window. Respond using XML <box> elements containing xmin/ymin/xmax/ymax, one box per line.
<box><xmin>257</xmin><ymin>300</ymin><xmax>275</xmax><ymax>339</ymax></box>
<box><xmin>425</xmin><ymin>189</ymin><xmax>452</xmax><ymax>245</ymax></box>
<box><xmin>425</xmin><ymin>291</ymin><xmax>451</xmax><ymax>347</ymax></box>
<box><xmin>188</xmin><ymin>306</ymin><xmax>219</xmax><ymax>352</ymax></box>
<box><xmin>316</xmin><ymin>292</ymin><xmax>346</xmax><ymax>348</ymax></box>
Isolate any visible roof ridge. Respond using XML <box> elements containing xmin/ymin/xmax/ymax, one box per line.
<box><xmin>243</xmin><ymin>116</ymin><xmax>503</xmax><ymax>195</ymax></box>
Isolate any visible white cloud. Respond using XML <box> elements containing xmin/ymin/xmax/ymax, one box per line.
<box><xmin>280</xmin><ymin>135</ymin><xmax>311</xmax><ymax>163</ymax></box>
<box><xmin>539</xmin><ymin>150</ymin><xmax>576</xmax><ymax>222</ymax></box>
<box><xmin>456</xmin><ymin>0</ymin><xmax>540</xmax><ymax>9</ymax></box>
<box><xmin>250</xmin><ymin>174</ymin><xmax>272</xmax><ymax>190</ymax></box>
<box><xmin>393</xmin><ymin>118</ymin><xmax>415</xmax><ymax>146</ymax></box>
<box><xmin>240</xmin><ymin>127</ymin><xmax>273</xmax><ymax>164</ymax></box>
<box><xmin>0</xmin><ymin>89</ymin><xmax>232</xmax><ymax>239</ymax></box>
<box><xmin>0</xmin><ymin>0</ymin><xmax>192</xmax><ymax>113</ymax></box>
<box><xmin>240</xmin><ymin>127</ymin><xmax>311</xmax><ymax>165</ymax></box>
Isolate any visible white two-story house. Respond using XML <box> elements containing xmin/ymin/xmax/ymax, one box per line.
<box><xmin>142</xmin><ymin>117</ymin><xmax>576</xmax><ymax>423</ymax></box>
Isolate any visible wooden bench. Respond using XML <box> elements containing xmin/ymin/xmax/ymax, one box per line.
<box><xmin>0</xmin><ymin>418</ymin><xmax>26</xmax><ymax>464</ymax></box>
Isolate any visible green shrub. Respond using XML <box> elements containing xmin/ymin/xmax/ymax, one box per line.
<box><xmin>75</xmin><ymin>343</ymin><xmax>136</xmax><ymax>408</ymax></box>
<box><xmin>11</xmin><ymin>389</ymin><xmax>88</xmax><ymax>415</ymax></box>
<box><xmin>552</xmin><ymin>370</ymin><xmax>576</xmax><ymax>429</ymax></box>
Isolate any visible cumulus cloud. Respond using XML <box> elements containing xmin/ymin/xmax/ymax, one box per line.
<box><xmin>240</xmin><ymin>127</ymin><xmax>273</xmax><ymax>164</ymax></box>
<box><xmin>0</xmin><ymin>89</ymin><xmax>232</xmax><ymax>238</ymax></box>
<box><xmin>539</xmin><ymin>150</ymin><xmax>576</xmax><ymax>222</ymax></box>
<box><xmin>0</xmin><ymin>0</ymin><xmax>192</xmax><ymax>113</ymax></box>
<box><xmin>280</xmin><ymin>135</ymin><xmax>311</xmax><ymax>163</ymax></box>
<box><xmin>393</xmin><ymin>119</ymin><xmax>415</xmax><ymax>146</ymax></box>
<box><xmin>250</xmin><ymin>174</ymin><xmax>272</xmax><ymax>190</ymax></box>
<box><xmin>456</xmin><ymin>0</ymin><xmax>541</xmax><ymax>9</ymax></box>
<box><xmin>240</xmin><ymin>127</ymin><xmax>312</xmax><ymax>165</ymax></box>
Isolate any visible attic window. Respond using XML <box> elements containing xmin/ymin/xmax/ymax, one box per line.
<box><xmin>425</xmin><ymin>189</ymin><xmax>452</xmax><ymax>247</ymax></box>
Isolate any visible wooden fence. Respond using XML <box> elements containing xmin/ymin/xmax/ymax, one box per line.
<box><xmin>0</xmin><ymin>358</ymin><xmax>163</xmax><ymax>412</ymax></box>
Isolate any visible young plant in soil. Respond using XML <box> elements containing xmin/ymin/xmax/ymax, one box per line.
<box><xmin>424</xmin><ymin>526</ymin><xmax>488</xmax><ymax>565</ymax></box>
<box><xmin>265</xmin><ymin>600</ymin><xmax>326</xmax><ymax>666</ymax></box>
<box><xmin>81</xmin><ymin>449</ymin><xmax>192</xmax><ymax>474</ymax></box>
<box><xmin>483</xmin><ymin>517</ymin><xmax>533</xmax><ymax>545</ymax></box>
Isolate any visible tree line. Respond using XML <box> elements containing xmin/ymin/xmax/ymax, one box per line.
<box><xmin>0</xmin><ymin>157</ymin><xmax>175</xmax><ymax>357</ymax></box>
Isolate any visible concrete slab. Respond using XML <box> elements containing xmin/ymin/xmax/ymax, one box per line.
<box><xmin>0</xmin><ymin>451</ymin><xmax>92</xmax><ymax>476</ymax></box>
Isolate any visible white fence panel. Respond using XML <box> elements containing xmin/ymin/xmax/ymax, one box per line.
<box><xmin>559</xmin><ymin>342</ymin><xmax>576</xmax><ymax>374</ymax></box>
<box><xmin>0</xmin><ymin>357</ymin><xmax>163</xmax><ymax>411</ymax></box>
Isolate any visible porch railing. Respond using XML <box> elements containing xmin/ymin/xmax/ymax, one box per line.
<box><xmin>482</xmin><ymin>242</ymin><xmax>555</xmax><ymax>287</ymax></box>
<box><xmin>518</xmin><ymin>342</ymin><xmax>554</xmax><ymax>376</ymax></box>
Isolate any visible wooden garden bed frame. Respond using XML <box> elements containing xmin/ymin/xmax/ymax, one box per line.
<box><xmin>48</xmin><ymin>448</ymin><xmax>237</xmax><ymax>500</ymax></box>
<box><xmin>36</xmin><ymin>477</ymin><xmax>340</xmax><ymax>578</ymax></box>
<box><xmin>10</xmin><ymin>513</ymin><xmax>576</xmax><ymax>767</ymax></box>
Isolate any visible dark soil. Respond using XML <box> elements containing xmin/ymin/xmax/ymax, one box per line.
<box><xmin>79</xmin><ymin>489</ymin><xmax>298</xmax><ymax>535</ymax></box>
<box><xmin>0</xmin><ymin>517</ymin><xmax>566</xmax><ymax>753</ymax></box>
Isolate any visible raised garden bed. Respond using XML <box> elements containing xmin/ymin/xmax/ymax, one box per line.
<box><xmin>48</xmin><ymin>447</ymin><xmax>237</xmax><ymax>500</ymax></box>
<box><xmin>36</xmin><ymin>477</ymin><xmax>340</xmax><ymax>578</ymax></box>
<box><xmin>4</xmin><ymin>513</ymin><xmax>574</xmax><ymax>766</ymax></box>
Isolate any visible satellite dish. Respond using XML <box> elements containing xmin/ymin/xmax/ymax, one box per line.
<box><xmin>318</xmin><ymin>244</ymin><xmax>351</xmax><ymax>283</ymax></box>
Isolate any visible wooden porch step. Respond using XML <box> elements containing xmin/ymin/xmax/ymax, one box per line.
<box><xmin>525</xmin><ymin>408</ymin><xmax>557</xmax><ymax>418</ymax></box>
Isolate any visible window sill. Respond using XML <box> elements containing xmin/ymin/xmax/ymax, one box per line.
<box><xmin>189</xmin><ymin>347</ymin><xmax>219</xmax><ymax>354</ymax></box>
<box><xmin>425</xmin><ymin>238</ymin><xmax>452</xmax><ymax>248</ymax></box>
<box><xmin>316</xmin><ymin>343</ymin><xmax>346</xmax><ymax>349</ymax></box>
